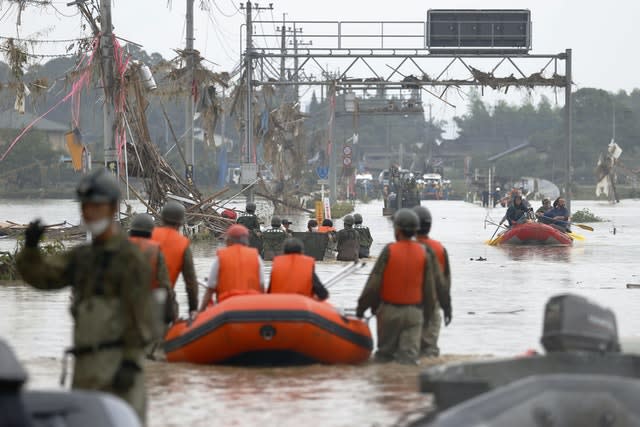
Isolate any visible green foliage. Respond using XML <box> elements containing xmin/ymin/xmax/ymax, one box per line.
<box><xmin>571</xmin><ymin>208</ymin><xmax>604</xmax><ymax>223</ymax></box>
<box><xmin>331</xmin><ymin>202</ymin><xmax>355</xmax><ymax>218</ymax></box>
<box><xmin>0</xmin><ymin>239</ymin><xmax>66</xmax><ymax>280</ymax></box>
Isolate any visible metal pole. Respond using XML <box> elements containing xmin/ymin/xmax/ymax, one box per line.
<box><xmin>279</xmin><ymin>14</ymin><xmax>286</xmax><ymax>101</ymax></box>
<box><xmin>245</xmin><ymin>1</ymin><xmax>255</xmax><ymax>204</ymax></box>
<box><xmin>100</xmin><ymin>0</ymin><xmax>116</xmax><ymax>174</ymax></box>
<box><xmin>328</xmin><ymin>83</ymin><xmax>337</xmax><ymax>205</ymax></box>
<box><xmin>185</xmin><ymin>0</ymin><xmax>195</xmax><ymax>184</ymax></box>
<box><xmin>564</xmin><ymin>48</ymin><xmax>573</xmax><ymax>214</ymax></box>
<box><xmin>293</xmin><ymin>24</ymin><xmax>299</xmax><ymax>102</ymax></box>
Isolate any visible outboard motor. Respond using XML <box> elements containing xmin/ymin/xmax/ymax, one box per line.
<box><xmin>541</xmin><ymin>294</ymin><xmax>619</xmax><ymax>353</ymax></box>
<box><xmin>419</xmin><ymin>294</ymin><xmax>640</xmax><ymax>412</ymax></box>
<box><xmin>0</xmin><ymin>338</ymin><xmax>141</xmax><ymax>427</ymax></box>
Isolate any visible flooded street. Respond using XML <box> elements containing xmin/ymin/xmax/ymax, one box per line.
<box><xmin>1</xmin><ymin>198</ymin><xmax>639</xmax><ymax>426</ymax></box>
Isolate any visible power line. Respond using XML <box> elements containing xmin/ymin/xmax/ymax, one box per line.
<box><xmin>209</xmin><ymin>0</ymin><xmax>238</xmax><ymax>18</ymax></box>
<box><xmin>0</xmin><ymin>34</ymin><xmax>91</xmax><ymax>43</ymax></box>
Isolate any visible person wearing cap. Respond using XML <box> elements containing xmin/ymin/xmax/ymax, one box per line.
<box><xmin>268</xmin><ymin>238</ymin><xmax>329</xmax><ymax>301</ymax></box>
<box><xmin>199</xmin><ymin>224</ymin><xmax>266</xmax><ymax>309</ymax></box>
<box><xmin>151</xmin><ymin>201</ymin><xmax>199</xmax><ymax>320</ymax></box>
<box><xmin>413</xmin><ymin>206</ymin><xmax>452</xmax><ymax>357</ymax></box>
<box><xmin>129</xmin><ymin>213</ymin><xmax>177</xmax><ymax>325</ymax></box>
<box><xmin>262</xmin><ymin>216</ymin><xmax>288</xmax><ymax>260</ymax></box>
<box><xmin>237</xmin><ymin>202</ymin><xmax>263</xmax><ymax>252</ymax></box>
<box><xmin>336</xmin><ymin>215</ymin><xmax>360</xmax><ymax>261</ymax></box>
<box><xmin>281</xmin><ymin>219</ymin><xmax>294</xmax><ymax>237</ymax></box>
<box><xmin>15</xmin><ymin>168</ymin><xmax>153</xmax><ymax>422</ymax></box>
<box><xmin>536</xmin><ymin>198</ymin><xmax>552</xmax><ymax>221</ymax></box>
<box><xmin>355</xmin><ymin>208</ymin><xmax>438</xmax><ymax>364</ymax></box>
<box><xmin>353</xmin><ymin>213</ymin><xmax>373</xmax><ymax>258</ymax></box>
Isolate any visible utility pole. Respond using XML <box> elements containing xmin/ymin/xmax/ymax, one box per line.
<box><xmin>293</xmin><ymin>23</ymin><xmax>298</xmax><ymax>102</ymax></box>
<box><xmin>328</xmin><ymin>83</ymin><xmax>337</xmax><ymax>205</ymax></box>
<box><xmin>100</xmin><ymin>0</ymin><xmax>116</xmax><ymax>175</ymax></box>
<box><xmin>564</xmin><ymin>48</ymin><xmax>573</xmax><ymax>214</ymax></box>
<box><xmin>240</xmin><ymin>1</ymin><xmax>273</xmax><ymax>204</ymax></box>
<box><xmin>185</xmin><ymin>0</ymin><xmax>195</xmax><ymax>185</ymax></box>
<box><xmin>279</xmin><ymin>13</ymin><xmax>286</xmax><ymax>102</ymax></box>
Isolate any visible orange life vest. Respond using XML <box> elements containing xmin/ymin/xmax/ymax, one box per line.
<box><xmin>129</xmin><ymin>236</ymin><xmax>160</xmax><ymax>289</ymax></box>
<box><xmin>417</xmin><ymin>235</ymin><xmax>446</xmax><ymax>273</ymax></box>
<box><xmin>381</xmin><ymin>241</ymin><xmax>426</xmax><ymax>305</ymax></box>
<box><xmin>151</xmin><ymin>226</ymin><xmax>190</xmax><ymax>287</ymax></box>
<box><xmin>216</xmin><ymin>244</ymin><xmax>261</xmax><ymax>301</ymax></box>
<box><xmin>269</xmin><ymin>254</ymin><xmax>314</xmax><ymax>297</ymax></box>
<box><xmin>317</xmin><ymin>226</ymin><xmax>336</xmax><ymax>233</ymax></box>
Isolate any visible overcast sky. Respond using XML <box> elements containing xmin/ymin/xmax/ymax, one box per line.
<box><xmin>3</xmin><ymin>0</ymin><xmax>639</xmax><ymax>131</ymax></box>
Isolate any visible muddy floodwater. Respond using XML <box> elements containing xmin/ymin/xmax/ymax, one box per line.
<box><xmin>1</xmin><ymin>198</ymin><xmax>639</xmax><ymax>426</ymax></box>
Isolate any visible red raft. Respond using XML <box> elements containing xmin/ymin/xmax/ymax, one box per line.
<box><xmin>163</xmin><ymin>294</ymin><xmax>373</xmax><ymax>365</ymax></box>
<box><xmin>497</xmin><ymin>222</ymin><xmax>573</xmax><ymax>246</ymax></box>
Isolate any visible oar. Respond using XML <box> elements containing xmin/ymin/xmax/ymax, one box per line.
<box><xmin>325</xmin><ymin>262</ymin><xmax>367</xmax><ymax>289</ymax></box>
<box><xmin>550</xmin><ymin>218</ymin><xmax>594</xmax><ymax>232</ymax></box>
<box><xmin>568</xmin><ymin>232</ymin><xmax>585</xmax><ymax>241</ymax></box>
<box><xmin>485</xmin><ymin>222</ymin><xmax>507</xmax><ymax>245</ymax></box>
<box><xmin>324</xmin><ymin>262</ymin><xmax>363</xmax><ymax>288</ymax></box>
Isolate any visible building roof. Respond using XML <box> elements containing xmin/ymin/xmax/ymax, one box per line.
<box><xmin>0</xmin><ymin>110</ymin><xmax>68</xmax><ymax>133</ymax></box>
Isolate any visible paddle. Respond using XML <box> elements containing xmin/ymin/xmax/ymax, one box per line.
<box><xmin>548</xmin><ymin>218</ymin><xmax>594</xmax><ymax>232</ymax></box>
<box><xmin>325</xmin><ymin>262</ymin><xmax>367</xmax><ymax>289</ymax></box>
<box><xmin>485</xmin><ymin>222</ymin><xmax>504</xmax><ymax>246</ymax></box>
<box><xmin>568</xmin><ymin>232</ymin><xmax>585</xmax><ymax>241</ymax></box>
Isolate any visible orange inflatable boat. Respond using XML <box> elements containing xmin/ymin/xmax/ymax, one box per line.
<box><xmin>163</xmin><ymin>294</ymin><xmax>373</xmax><ymax>365</ymax></box>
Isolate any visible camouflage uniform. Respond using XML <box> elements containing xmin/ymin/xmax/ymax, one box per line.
<box><xmin>356</xmin><ymin>244</ymin><xmax>440</xmax><ymax>363</ymax></box>
<box><xmin>420</xmin><ymin>246</ymin><xmax>451</xmax><ymax>356</ymax></box>
<box><xmin>354</xmin><ymin>224</ymin><xmax>373</xmax><ymax>258</ymax></box>
<box><xmin>336</xmin><ymin>228</ymin><xmax>360</xmax><ymax>261</ymax></box>
<box><xmin>262</xmin><ymin>228</ymin><xmax>287</xmax><ymax>260</ymax></box>
<box><xmin>16</xmin><ymin>232</ymin><xmax>153</xmax><ymax>422</ymax></box>
<box><xmin>237</xmin><ymin>214</ymin><xmax>262</xmax><ymax>252</ymax></box>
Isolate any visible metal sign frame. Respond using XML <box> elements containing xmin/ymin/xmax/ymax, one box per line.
<box><xmin>241</xmin><ymin>16</ymin><xmax>574</xmax><ymax>211</ymax></box>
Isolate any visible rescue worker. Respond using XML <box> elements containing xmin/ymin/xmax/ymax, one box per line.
<box><xmin>543</xmin><ymin>197</ymin><xmax>571</xmax><ymax>232</ymax></box>
<box><xmin>268</xmin><ymin>238</ymin><xmax>329</xmax><ymax>301</ymax></box>
<box><xmin>307</xmin><ymin>219</ymin><xmax>318</xmax><ymax>232</ymax></box>
<box><xmin>129</xmin><ymin>213</ymin><xmax>177</xmax><ymax>324</ymax></box>
<box><xmin>318</xmin><ymin>219</ymin><xmax>337</xmax><ymax>254</ymax></box>
<box><xmin>16</xmin><ymin>168</ymin><xmax>153</xmax><ymax>422</ymax></box>
<box><xmin>536</xmin><ymin>198</ymin><xmax>552</xmax><ymax>221</ymax></box>
<box><xmin>317</xmin><ymin>218</ymin><xmax>336</xmax><ymax>233</ymax></box>
<box><xmin>413</xmin><ymin>206</ymin><xmax>452</xmax><ymax>357</ymax></box>
<box><xmin>355</xmin><ymin>209</ymin><xmax>437</xmax><ymax>364</ymax></box>
<box><xmin>262</xmin><ymin>216</ymin><xmax>288</xmax><ymax>260</ymax></box>
<box><xmin>236</xmin><ymin>201</ymin><xmax>263</xmax><ymax>252</ymax></box>
<box><xmin>281</xmin><ymin>219</ymin><xmax>294</xmax><ymax>237</ymax></box>
<box><xmin>151</xmin><ymin>201</ymin><xmax>199</xmax><ymax>320</ymax></box>
<box><xmin>336</xmin><ymin>215</ymin><xmax>360</xmax><ymax>261</ymax></box>
<box><xmin>353</xmin><ymin>213</ymin><xmax>373</xmax><ymax>258</ymax></box>
<box><xmin>504</xmin><ymin>194</ymin><xmax>529</xmax><ymax>227</ymax></box>
<box><xmin>199</xmin><ymin>224</ymin><xmax>265</xmax><ymax>309</ymax></box>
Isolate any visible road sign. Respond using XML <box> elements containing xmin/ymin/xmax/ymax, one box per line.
<box><xmin>343</xmin><ymin>157</ymin><xmax>352</xmax><ymax>166</ymax></box>
<box><xmin>343</xmin><ymin>146</ymin><xmax>352</xmax><ymax>156</ymax></box>
<box><xmin>316</xmin><ymin>166</ymin><xmax>329</xmax><ymax>179</ymax></box>
<box><xmin>315</xmin><ymin>201</ymin><xmax>324</xmax><ymax>225</ymax></box>
<box><xmin>317</xmin><ymin>179</ymin><xmax>329</xmax><ymax>185</ymax></box>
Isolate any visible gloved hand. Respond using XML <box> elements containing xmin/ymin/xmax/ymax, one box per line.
<box><xmin>443</xmin><ymin>308</ymin><xmax>452</xmax><ymax>326</ymax></box>
<box><xmin>112</xmin><ymin>359</ymin><xmax>141</xmax><ymax>392</ymax></box>
<box><xmin>25</xmin><ymin>220</ymin><xmax>45</xmax><ymax>248</ymax></box>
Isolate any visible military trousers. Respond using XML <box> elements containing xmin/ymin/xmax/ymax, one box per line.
<box><xmin>421</xmin><ymin>303</ymin><xmax>442</xmax><ymax>357</ymax></box>
<box><xmin>375</xmin><ymin>303</ymin><xmax>423</xmax><ymax>364</ymax></box>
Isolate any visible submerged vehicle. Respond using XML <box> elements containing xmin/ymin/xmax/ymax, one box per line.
<box><xmin>0</xmin><ymin>339</ymin><xmax>140</xmax><ymax>427</ymax></box>
<box><xmin>412</xmin><ymin>294</ymin><xmax>640</xmax><ymax>426</ymax></box>
<box><xmin>164</xmin><ymin>293</ymin><xmax>373</xmax><ymax>365</ymax></box>
<box><xmin>493</xmin><ymin>222</ymin><xmax>573</xmax><ymax>246</ymax></box>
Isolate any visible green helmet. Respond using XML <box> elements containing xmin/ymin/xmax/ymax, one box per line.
<box><xmin>413</xmin><ymin>205</ymin><xmax>432</xmax><ymax>234</ymax></box>
<box><xmin>246</xmin><ymin>202</ymin><xmax>257</xmax><ymax>213</ymax></box>
<box><xmin>353</xmin><ymin>213</ymin><xmax>363</xmax><ymax>224</ymax></box>
<box><xmin>343</xmin><ymin>215</ymin><xmax>355</xmax><ymax>226</ymax></box>
<box><xmin>76</xmin><ymin>168</ymin><xmax>120</xmax><ymax>204</ymax></box>
<box><xmin>393</xmin><ymin>208</ymin><xmax>419</xmax><ymax>235</ymax></box>
<box><xmin>130</xmin><ymin>213</ymin><xmax>155</xmax><ymax>234</ymax></box>
<box><xmin>271</xmin><ymin>216</ymin><xmax>282</xmax><ymax>228</ymax></box>
<box><xmin>161</xmin><ymin>201</ymin><xmax>185</xmax><ymax>225</ymax></box>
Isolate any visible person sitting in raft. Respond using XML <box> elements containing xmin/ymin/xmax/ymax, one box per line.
<box><xmin>543</xmin><ymin>197</ymin><xmax>571</xmax><ymax>232</ymax></box>
<box><xmin>199</xmin><ymin>224</ymin><xmax>265</xmax><ymax>310</ymax></box>
<box><xmin>505</xmin><ymin>195</ymin><xmax>530</xmax><ymax>227</ymax></box>
<box><xmin>535</xmin><ymin>198</ymin><xmax>552</xmax><ymax>221</ymax></box>
<box><xmin>307</xmin><ymin>219</ymin><xmax>318</xmax><ymax>232</ymax></box>
<box><xmin>268</xmin><ymin>238</ymin><xmax>329</xmax><ymax>301</ymax></box>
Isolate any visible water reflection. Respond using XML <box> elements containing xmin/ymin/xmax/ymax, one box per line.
<box><xmin>502</xmin><ymin>245</ymin><xmax>572</xmax><ymax>262</ymax></box>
